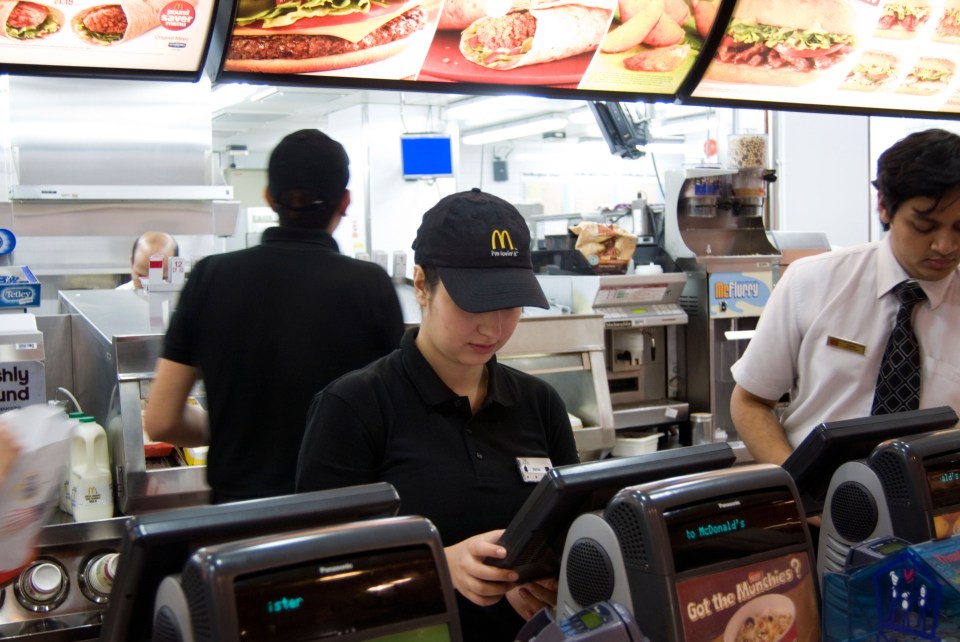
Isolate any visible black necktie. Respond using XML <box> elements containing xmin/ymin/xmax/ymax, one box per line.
<box><xmin>872</xmin><ymin>280</ymin><xmax>927</xmax><ymax>415</ymax></box>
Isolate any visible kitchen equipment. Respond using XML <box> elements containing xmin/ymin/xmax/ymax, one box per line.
<box><xmin>568</xmin><ymin>273</ymin><xmax>690</xmax><ymax>433</ymax></box>
<box><xmin>498</xmin><ymin>314</ymin><xmax>615</xmax><ymax>461</ymax></box>
<box><xmin>58</xmin><ymin>289</ymin><xmax>209</xmax><ymax>514</ymax></box>
<box><xmin>663</xmin><ymin>166</ymin><xmax>781</xmax><ymax>444</ymax></box>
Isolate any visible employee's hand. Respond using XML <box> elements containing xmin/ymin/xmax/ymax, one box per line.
<box><xmin>507</xmin><ymin>578</ymin><xmax>559</xmax><ymax>620</ymax></box>
<box><xmin>445</xmin><ymin>530</ymin><xmax>519</xmax><ymax>607</ymax></box>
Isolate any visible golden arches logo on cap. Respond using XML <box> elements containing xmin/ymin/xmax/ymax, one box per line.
<box><xmin>490</xmin><ymin>229</ymin><xmax>515</xmax><ymax>251</ymax></box>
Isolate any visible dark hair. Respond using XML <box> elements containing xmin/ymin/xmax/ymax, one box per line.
<box><xmin>873</xmin><ymin>128</ymin><xmax>960</xmax><ymax>231</ymax></box>
<box><xmin>421</xmin><ymin>266</ymin><xmax>441</xmax><ymax>294</ymax></box>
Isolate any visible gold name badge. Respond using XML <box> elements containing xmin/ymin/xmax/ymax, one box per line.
<box><xmin>826</xmin><ymin>336</ymin><xmax>867</xmax><ymax>356</ymax></box>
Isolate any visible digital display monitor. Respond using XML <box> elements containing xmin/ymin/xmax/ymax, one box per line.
<box><xmin>690</xmin><ymin>0</ymin><xmax>960</xmax><ymax>119</ymax></box>
<box><xmin>862</xmin><ymin>427</ymin><xmax>960</xmax><ymax>542</ymax></box>
<box><xmin>486</xmin><ymin>442</ymin><xmax>736</xmax><ymax>582</ymax></box>
<box><xmin>782</xmin><ymin>406</ymin><xmax>959</xmax><ymax>517</ymax></box>
<box><xmin>100</xmin><ymin>482</ymin><xmax>401</xmax><ymax>642</ymax></box>
<box><xmin>401</xmin><ymin>134</ymin><xmax>454</xmax><ymax>180</ymax></box>
<box><xmin>0</xmin><ymin>0</ymin><xmax>224</xmax><ymax>80</ymax></box>
<box><xmin>213</xmin><ymin>0</ymin><xmax>726</xmax><ymax>100</ymax></box>
<box><xmin>177</xmin><ymin>516</ymin><xmax>462</xmax><ymax>641</ymax></box>
<box><xmin>663</xmin><ymin>487</ymin><xmax>806</xmax><ymax>573</ymax></box>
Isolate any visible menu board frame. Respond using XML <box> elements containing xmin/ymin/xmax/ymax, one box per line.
<box><xmin>0</xmin><ymin>0</ymin><xmax>229</xmax><ymax>81</ymax></box>
<box><xmin>210</xmin><ymin>0</ymin><xmax>730</xmax><ymax>102</ymax></box>
<box><xmin>687</xmin><ymin>0</ymin><xmax>960</xmax><ymax>120</ymax></box>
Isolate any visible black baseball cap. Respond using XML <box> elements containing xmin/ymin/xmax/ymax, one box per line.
<box><xmin>412</xmin><ymin>188</ymin><xmax>549</xmax><ymax>313</ymax></box>
<box><xmin>267</xmin><ymin>129</ymin><xmax>349</xmax><ymax>211</ymax></box>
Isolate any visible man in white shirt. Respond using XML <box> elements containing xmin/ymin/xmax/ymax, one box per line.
<box><xmin>117</xmin><ymin>231</ymin><xmax>178</xmax><ymax>290</ymax></box>
<box><xmin>730</xmin><ymin>128</ymin><xmax>960</xmax><ymax>465</ymax></box>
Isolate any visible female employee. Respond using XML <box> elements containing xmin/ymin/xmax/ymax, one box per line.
<box><xmin>296</xmin><ymin>188</ymin><xmax>580</xmax><ymax>642</ymax></box>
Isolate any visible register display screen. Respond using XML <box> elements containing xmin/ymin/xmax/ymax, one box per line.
<box><xmin>233</xmin><ymin>545</ymin><xmax>450</xmax><ymax>641</ymax></box>
<box><xmin>927</xmin><ymin>457</ymin><xmax>960</xmax><ymax>539</ymax></box>
<box><xmin>664</xmin><ymin>489</ymin><xmax>807</xmax><ymax>574</ymax></box>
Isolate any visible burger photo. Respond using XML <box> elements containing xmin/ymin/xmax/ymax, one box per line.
<box><xmin>224</xmin><ymin>0</ymin><xmax>428</xmax><ymax>73</ymax></box>
<box><xmin>2</xmin><ymin>1</ymin><xmax>64</xmax><ymax>39</ymax></box>
<box><xmin>896</xmin><ymin>56</ymin><xmax>955</xmax><ymax>95</ymax></box>
<box><xmin>875</xmin><ymin>0</ymin><xmax>931</xmax><ymax>38</ymax></box>
<box><xmin>704</xmin><ymin>0</ymin><xmax>860</xmax><ymax>87</ymax></box>
<box><xmin>935</xmin><ymin>0</ymin><xmax>960</xmax><ymax>42</ymax></box>
<box><xmin>839</xmin><ymin>50</ymin><xmax>899</xmax><ymax>91</ymax></box>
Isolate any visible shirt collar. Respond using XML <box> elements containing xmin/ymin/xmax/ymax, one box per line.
<box><xmin>876</xmin><ymin>235</ymin><xmax>956</xmax><ymax>309</ymax></box>
<box><xmin>261</xmin><ymin>226</ymin><xmax>339</xmax><ymax>252</ymax></box>
<box><xmin>399</xmin><ymin>327</ymin><xmax>517</xmax><ymax>408</ymax></box>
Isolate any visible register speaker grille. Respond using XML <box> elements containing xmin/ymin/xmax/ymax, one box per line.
<box><xmin>182</xmin><ymin>564</ymin><xmax>212</xmax><ymax>641</ymax></box>
<box><xmin>830</xmin><ymin>481</ymin><xmax>879</xmax><ymax>543</ymax></box>
<box><xmin>606</xmin><ymin>501</ymin><xmax>649</xmax><ymax>568</ymax></box>
<box><xmin>565</xmin><ymin>539</ymin><xmax>615</xmax><ymax>607</ymax></box>
<box><xmin>871</xmin><ymin>449</ymin><xmax>911</xmax><ymax>505</ymax></box>
<box><xmin>153</xmin><ymin>607</ymin><xmax>184</xmax><ymax>642</ymax></box>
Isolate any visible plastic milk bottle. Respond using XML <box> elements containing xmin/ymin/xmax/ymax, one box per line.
<box><xmin>69</xmin><ymin>416</ymin><xmax>114</xmax><ymax>521</ymax></box>
<box><xmin>59</xmin><ymin>412</ymin><xmax>84</xmax><ymax>515</ymax></box>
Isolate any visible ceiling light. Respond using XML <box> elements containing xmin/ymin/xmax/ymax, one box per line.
<box><xmin>446</xmin><ymin>95</ymin><xmax>550</xmax><ymax>121</ymax></box>
<box><xmin>249</xmin><ymin>87</ymin><xmax>278</xmax><ymax>102</ymax></box>
<box><xmin>462</xmin><ymin>116</ymin><xmax>569</xmax><ymax>145</ymax></box>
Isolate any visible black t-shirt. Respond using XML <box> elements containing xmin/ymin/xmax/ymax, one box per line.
<box><xmin>163</xmin><ymin>226</ymin><xmax>404</xmax><ymax>502</ymax></box>
<box><xmin>297</xmin><ymin>328</ymin><xmax>580</xmax><ymax>642</ymax></box>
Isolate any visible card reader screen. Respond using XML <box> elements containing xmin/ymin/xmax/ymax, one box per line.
<box><xmin>663</xmin><ymin>488</ymin><xmax>806</xmax><ymax>574</ymax></box>
<box><xmin>233</xmin><ymin>545</ymin><xmax>450</xmax><ymax>640</ymax></box>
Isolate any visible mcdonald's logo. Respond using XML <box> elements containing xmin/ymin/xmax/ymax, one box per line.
<box><xmin>491</xmin><ymin>229</ymin><xmax>515</xmax><ymax>251</ymax></box>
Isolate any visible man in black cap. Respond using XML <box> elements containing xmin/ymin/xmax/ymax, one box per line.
<box><xmin>145</xmin><ymin>129</ymin><xmax>404</xmax><ymax>503</ymax></box>
<box><xmin>297</xmin><ymin>188</ymin><xmax>580</xmax><ymax>642</ymax></box>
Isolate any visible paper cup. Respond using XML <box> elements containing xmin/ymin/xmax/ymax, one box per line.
<box><xmin>723</xmin><ymin>593</ymin><xmax>797</xmax><ymax>642</ymax></box>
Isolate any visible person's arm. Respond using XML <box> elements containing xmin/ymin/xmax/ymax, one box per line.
<box><xmin>444</xmin><ymin>529</ymin><xmax>520</xmax><ymax>606</ymax></box>
<box><xmin>144</xmin><ymin>358</ymin><xmax>208</xmax><ymax>447</ymax></box>
<box><xmin>730</xmin><ymin>384</ymin><xmax>793</xmax><ymax>465</ymax></box>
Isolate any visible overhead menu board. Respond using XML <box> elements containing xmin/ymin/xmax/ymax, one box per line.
<box><xmin>215</xmin><ymin>0</ymin><xmax>725</xmax><ymax>98</ymax></box>
<box><xmin>0</xmin><ymin>0</ymin><xmax>221</xmax><ymax>80</ymax></box>
<box><xmin>691</xmin><ymin>0</ymin><xmax>960</xmax><ymax>116</ymax></box>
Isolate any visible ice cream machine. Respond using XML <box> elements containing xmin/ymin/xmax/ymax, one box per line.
<box><xmin>664</xmin><ymin>164</ymin><xmax>780</xmax><ymax>442</ymax></box>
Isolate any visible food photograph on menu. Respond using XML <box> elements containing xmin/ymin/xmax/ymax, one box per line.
<box><xmin>692</xmin><ymin>0</ymin><xmax>960</xmax><ymax>115</ymax></box>
<box><xmin>221</xmin><ymin>0</ymin><xmax>444</xmax><ymax>79</ymax></box>
<box><xmin>578</xmin><ymin>0</ymin><xmax>721</xmax><ymax>94</ymax></box>
<box><xmin>0</xmin><ymin>0</ymin><xmax>215</xmax><ymax>73</ymax></box>
<box><xmin>418</xmin><ymin>0</ymin><xmax>616</xmax><ymax>87</ymax></box>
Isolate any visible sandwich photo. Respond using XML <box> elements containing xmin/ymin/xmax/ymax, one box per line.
<box><xmin>839</xmin><ymin>50</ymin><xmax>899</xmax><ymax>91</ymax></box>
<box><xmin>458</xmin><ymin>0</ymin><xmax>614</xmax><ymax>71</ymax></box>
<box><xmin>896</xmin><ymin>57</ymin><xmax>955</xmax><ymax>95</ymax></box>
<box><xmin>875</xmin><ymin>1</ymin><xmax>931</xmax><ymax>38</ymax></box>
<box><xmin>935</xmin><ymin>0</ymin><xmax>960</xmax><ymax>41</ymax></box>
<box><xmin>224</xmin><ymin>0</ymin><xmax>427</xmax><ymax>73</ymax></box>
<box><xmin>1</xmin><ymin>0</ymin><xmax>64</xmax><ymax>39</ymax></box>
<box><xmin>705</xmin><ymin>0</ymin><xmax>859</xmax><ymax>87</ymax></box>
<box><xmin>71</xmin><ymin>0</ymin><xmax>168</xmax><ymax>45</ymax></box>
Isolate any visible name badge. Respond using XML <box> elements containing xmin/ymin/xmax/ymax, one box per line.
<box><xmin>826</xmin><ymin>335</ymin><xmax>867</xmax><ymax>356</ymax></box>
<box><xmin>516</xmin><ymin>457</ymin><xmax>553</xmax><ymax>483</ymax></box>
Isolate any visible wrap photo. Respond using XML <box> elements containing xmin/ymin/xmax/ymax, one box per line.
<box><xmin>71</xmin><ymin>0</ymin><xmax>169</xmax><ymax>45</ymax></box>
<box><xmin>1</xmin><ymin>0</ymin><xmax>64</xmax><ymax>39</ymax></box>
<box><xmin>437</xmin><ymin>0</ymin><xmax>487</xmax><ymax>30</ymax></box>
<box><xmin>459</xmin><ymin>0</ymin><xmax>614</xmax><ymax>70</ymax></box>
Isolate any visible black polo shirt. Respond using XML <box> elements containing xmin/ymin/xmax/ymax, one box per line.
<box><xmin>297</xmin><ymin>327</ymin><xmax>580</xmax><ymax>642</ymax></box>
<box><xmin>163</xmin><ymin>226</ymin><xmax>404</xmax><ymax>502</ymax></box>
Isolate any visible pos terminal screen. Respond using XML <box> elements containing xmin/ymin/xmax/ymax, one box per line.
<box><xmin>233</xmin><ymin>545</ymin><xmax>450</xmax><ymax>641</ymax></box>
<box><xmin>663</xmin><ymin>488</ymin><xmax>807</xmax><ymax>574</ymax></box>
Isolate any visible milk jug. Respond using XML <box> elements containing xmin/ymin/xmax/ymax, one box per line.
<box><xmin>59</xmin><ymin>412</ymin><xmax>84</xmax><ymax>515</ymax></box>
<box><xmin>70</xmin><ymin>416</ymin><xmax>114</xmax><ymax>521</ymax></box>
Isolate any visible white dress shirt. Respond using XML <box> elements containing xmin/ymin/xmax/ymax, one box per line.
<box><xmin>731</xmin><ymin>236</ymin><xmax>960</xmax><ymax>447</ymax></box>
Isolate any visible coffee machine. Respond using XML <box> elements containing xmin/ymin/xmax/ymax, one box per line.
<box><xmin>663</xmin><ymin>164</ymin><xmax>780</xmax><ymax>443</ymax></box>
